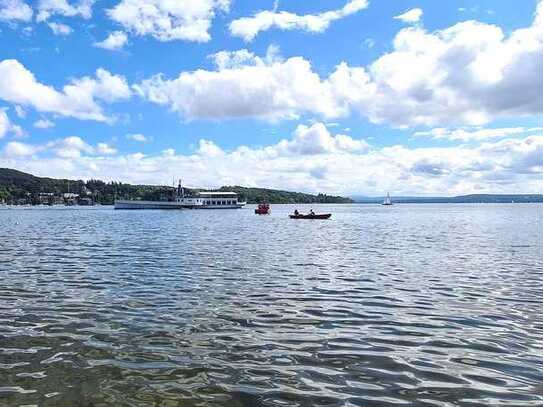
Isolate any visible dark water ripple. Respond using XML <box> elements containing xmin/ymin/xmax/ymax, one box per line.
<box><xmin>1</xmin><ymin>204</ymin><xmax>543</xmax><ymax>406</ymax></box>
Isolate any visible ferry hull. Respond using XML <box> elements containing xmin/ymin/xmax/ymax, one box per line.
<box><xmin>114</xmin><ymin>200</ymin><xmax>246</xmax><ymax>210</ymax></box>
<box><xmin>114</xmin><ymin>200</ymin><xmax>183</xmax><ymax>210</ymax></box>
<box><xmin>183</xmin><ymin>203</ymin><xmax>246</xmax><ymax>209</ymax></box>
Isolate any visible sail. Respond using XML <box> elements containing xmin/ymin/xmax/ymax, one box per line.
<box><xmin>383</xmin><ymin>193</ymin><xmax>392</xmax><ymax>205</ymax></box>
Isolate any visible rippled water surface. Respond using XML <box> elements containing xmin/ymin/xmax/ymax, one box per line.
<box><xmin>1</xmin><ymin>204</ymin><xmax>543</xmax><ymax>406</ymax></box>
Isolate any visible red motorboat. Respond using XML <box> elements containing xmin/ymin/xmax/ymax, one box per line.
<box><xmin>255</xmin><ymin>203</ymin><xmax>270</xmax><ymax>215</ymax></box>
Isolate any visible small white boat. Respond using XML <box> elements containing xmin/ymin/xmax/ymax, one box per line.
<box><xmin>382</xmin><ymin>193</ymin><xmax>393</xmax><ymax>206</ymax></box>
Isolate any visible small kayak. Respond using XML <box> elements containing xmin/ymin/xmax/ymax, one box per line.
<box><xmin>289</xmin><ymin>214</ymin><xmax>332</xmax><ymax>220</ymax></box>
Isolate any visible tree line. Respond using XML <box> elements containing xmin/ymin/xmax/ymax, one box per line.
<box><xmin>0</xmin><ymin>168</ymin><xmax>353</xmax><ymax>205</ymax></box>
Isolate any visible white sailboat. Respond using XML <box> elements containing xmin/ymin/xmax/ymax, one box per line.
<box><xmin>382</xmin><ymin>192</ymin><xmax>393</xmax><ymax>206</ymax></box>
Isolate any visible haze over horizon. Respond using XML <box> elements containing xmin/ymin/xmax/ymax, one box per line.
<box><xmin>1</xmin><ymin>0</ymin><xmax>543</xmax><ymax>196</ymax></box>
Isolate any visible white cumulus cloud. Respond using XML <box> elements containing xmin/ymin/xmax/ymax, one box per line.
<box><xmin>394</xmin><ymin>8</ymin><xmax>423</xmax><ymax>24</ymax></box>
<box><xmin>48</xmin><ymin>136</ymin><xmax>94</xmax><ymax>158</ymax></box>
<box><xmin>94</xmin><ymin>31</ymin><xmax>128</xmax><ymax>51</ymax></box>
<box><xmin>0</xmin><ymin>0</ymin><xmax>32</xmax><ymax>22</ymax></box>
<box><xmin>0</xmin><ymin>60</ymin><xmax>131</xmax><ymax>122</ymax></box>
<box><xmin>350</xmin><ymin>2</ymin><xmax>543</xmax><ymax>126</ymax></box>
<box><xmin>96</xmin><ymin>142</ymin><xmax>117</xmax><ymax>155</ymax></box>
<box><xmin>271</xmin><ymin>122</ymin><xmax>369</xmax><ymax>156</ymax></box>
<box><xmin>0</xmin><ymin>109</ymin><xmax>24</xmax><ymax>138</ymax></box>
<box><xmin>414</xmin><ymin>127</ymin><xmax>543</xmax><ymax>142</ymax></box>
<box><xmin>230</xmin><ymin>0</ymin><xmax>369</xmax><ymax>42</ymax></box>
<box><xmin>4</xmin><ymin>141</ymin><xmax>37</xmax><ymax>157</ymax></box>
<box><xmin>0</xmin><ymin>109</ymin><xmax>12</xmax><ymax>138</ymax></box>
<box><xmin>133</xmin><ymin>48</ymin><xmax>351</xmax><ymax>121</ymax></box>
<box><xmin>126</xmin><ymin>133</ymin><xmax>147</xmax><ymax>142</ymax></box>
<box><xmin>197</xmin><ymin>139</ymin><xmax>224</xmax><ymax>157</ymax></box>
<box><xmin>3</xmin><ymin>136</ymin><xmax>118</xmax><ymax>159</ymax></box>
<box><xmin>34</xmin><ymin>118</ymin><xmax>55</xmax><ymax>129</ymax></box>
<box><xmin>36</xmin><ymin>0</ymin><xmax>95</xmax><ymax>22</ymax></box>
<box><xmin>47</xmin><ymin>21</ymin><xmax>72</xmax><ymax>35</ymax></box>
<box><xmin>106</xmin><ymin>0</ymin><xmax>230</xmax><ymax>42</ymax></box>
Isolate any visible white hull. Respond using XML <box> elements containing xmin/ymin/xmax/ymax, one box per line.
<box><xmin>115</xmin><ymin>200</ymin><xmax>246</xmax><ymax>210</ymax></box>
<box><xmin>183</xmin><ymin>203</ymin><xmax>246</xmax><ymax>209</ymax></box>
<box><xmin>114</xmin><ymin>200</ymin><xmax>184</xmax><ymax>210</ymax></box>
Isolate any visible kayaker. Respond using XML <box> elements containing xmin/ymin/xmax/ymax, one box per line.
<box><xmin>309</xmin><ymin>209</ymin><xmax>315</xmax><ymax>215</ymax></box>
<box><xmin>294</xmin><ymin>209</ymin><xmax>299</xmax><ymax>216</ymax></box>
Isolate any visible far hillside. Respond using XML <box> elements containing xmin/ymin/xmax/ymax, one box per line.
<box><xmin>217</xmin><ymin>186</ymin><xmax>353</xmax><ymax>204</ymax></box>
<box><xmin>353</xmin><ymin>194</ymin><xmax>543</xmax><ymax>203</ymax></box>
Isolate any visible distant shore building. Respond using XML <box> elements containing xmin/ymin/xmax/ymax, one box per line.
<box><xmin>63</xmin><ymin>193</ymin><xmax>79</xmax><ymax>206</ymax></box>
<box><xmin>37</xmin><ymin>193</ymin><xmax>55</xmax><ymax>205</ymax></box>
<box><xmin>78</xmin><ymin>197</ymin><xmax>94</xmax><ymax>206</ymax></box>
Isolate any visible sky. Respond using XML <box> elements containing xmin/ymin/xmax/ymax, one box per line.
<box><xmin>0</xmin><ymin>0</ymin><xmax>543</xmax><ymax>196</ymax></box>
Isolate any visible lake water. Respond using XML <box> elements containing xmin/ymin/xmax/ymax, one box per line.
<box><xmin>1</xmin><ymin>204</ymin><xmax>543</xmax><ymax>406</ymax></box>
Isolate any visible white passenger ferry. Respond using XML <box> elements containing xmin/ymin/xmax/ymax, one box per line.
<box><xmin>180</xmin><ymin>191</ymin><xmax>246</xmax><ymax>209</ymax></box>
<box><xmin>114</xmin><ymin>182</ymin><xmax>246</xmax><ymax>210</ymax></box>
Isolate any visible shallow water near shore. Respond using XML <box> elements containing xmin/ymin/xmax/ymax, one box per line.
<box><xmin>1</xmin><ymin>204</ymin><xmax>543</xmax><ymax>406</ymax></box>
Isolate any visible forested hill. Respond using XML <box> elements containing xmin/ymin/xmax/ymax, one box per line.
<box><xmin>0</xmin><ymin>168</ymin><xmax>174</xmax><ymax>204</ymax></box>
<box><xmin>217</xmin><ymin>186</ymin><xmax>353</xmax><ymax>204</ymax></box>
<box><xmin>0</xmin><ymin>168</ymin><xmax>353</xmax><ymax>204</ymax></box>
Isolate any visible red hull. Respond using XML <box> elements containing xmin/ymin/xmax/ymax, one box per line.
<box><xmin>255</xmin><ymin>204</ymin><xmax>270</xmax><ymax>215</ymax></box>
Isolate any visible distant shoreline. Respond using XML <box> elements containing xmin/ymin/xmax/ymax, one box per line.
<box><xmin>353</xmin><ymin>195</ymin><xmax>543</xmax><ymax>204</ymax></box>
